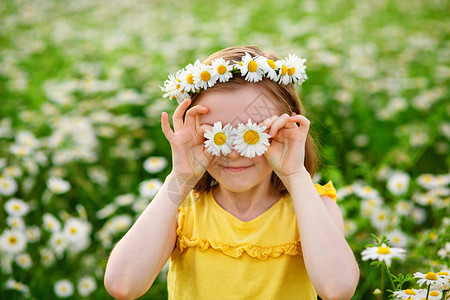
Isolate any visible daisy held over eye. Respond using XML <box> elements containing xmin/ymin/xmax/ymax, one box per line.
<box><xmin>104</xmin><ymin>46</ymin><xmax>360</xmax><ymax>300</ymax></box>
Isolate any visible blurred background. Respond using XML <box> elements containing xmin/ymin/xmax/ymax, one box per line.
<box><xmin>0</xmin><ymin>0</ymin><xmax>448</xmax><ymax>298</ymax></box>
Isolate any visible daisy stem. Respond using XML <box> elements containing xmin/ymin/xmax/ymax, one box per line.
<box><xmin>385</xmin><ymin>265</ymin><xmax>396</xmax><ymax>290</ymax></box>
<box><xmin>380</xmin><ymin>265</ymin><xmax>385</xmax><ymax>299</ymax></box>
<box><xmin>426</xmin><ymin>284</ymin><xmax>430</xmax><ymax>299</ymax></box>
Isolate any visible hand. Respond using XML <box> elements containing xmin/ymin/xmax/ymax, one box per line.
<box><xmin>260</xmin><ymin>112</ymin><xmax>310</xmax><ymax>180</ymax></box>
<box><xmin>161</xmin><ymin>98</ymin><xmax>214</xmax><ymax>187</ymax></box>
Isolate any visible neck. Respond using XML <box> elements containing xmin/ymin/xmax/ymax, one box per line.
<box><xmin>212</xmin><ymin>174</ymin><xmax>280</xmax><ymax>221</ymax></box>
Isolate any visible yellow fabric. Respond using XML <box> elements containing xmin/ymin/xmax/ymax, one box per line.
<box><xmin>167</xmin><ymin>180</ymin><xmax>337</xmax><ymax>300</ymax></box>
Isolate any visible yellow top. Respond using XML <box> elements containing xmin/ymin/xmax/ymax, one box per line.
<box><xmin>167</xmin><ymin>181</ymin><xmax>337</xmax><ymax>300</ymax></box>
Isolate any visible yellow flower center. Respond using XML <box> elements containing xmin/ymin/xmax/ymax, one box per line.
<box><xmin>148</xmin><ymin>182</ymin><xmax>155</xmax><ymax>189</ymax></box>
<box><xmin>244</xmin><ymin>130</ymin><xmax>259</xmax><ymax>145</ymax></box>
<box><xmin>438</xmin><ymin>271</ymin><xmax>449</xmax><ymax>276</ymax></box>
<box><xmin>429</xmin><ymin>291</ymin><xmax>439</xmax><ymax>296</ymax></box>
<box><xmin>376</xmin><ymin>246</ymin><xmax>390</xmax><ymax>254</ymax></box>
<box><xmin>217</xmin><ymin>65</ymin><xmax>227</xmax><ymax>74</ymax></box>
<box><xmin>9</xmin><ymin>236</ymin><xmax>17</xmax><ymax>244</ymax></box>
<box><xmin>70</xmin><ymin>227</ymin><xmax>77</xmax><ymax>234</ymax></box>
<box><xmin>238</xmin><ymin>61</ymin><xmax>243</xmax><ymax>66</ymax></box>
<box><xmin>200</xmin><ymin>71</ymin><xmax>211</xmax><ymax>81</ymax></box>
<box><xmin>214</xmin><ymin>132</ymin><xmax>226</xmax><ymax>146</ymax></box>
<box><xmin>288</xmin><ymin>67</ymin><xmax>296</xmax><ymax>76</ymax></box>
<box><xmin>176</xmin><ymin>84</ymin><xmax>180</xmax><ymax>90</ymax></box>
<box><xmin>248</xmin><ymin>61</ymin><xmax>257</xmax><ymax>72</ymax></box>
<box><xmin>281</xmin><ymin>65</ymin><xmax>288</xmax><ymax>75</ymax></box>
<box><xmin>404</xmin><ymin>289</ymin><xmax>416</xmax><ymax>295</ymax></box>
<box><xmin>13</xmin><ymin>204</ymin><xmax>20</xmax><ymax>211</ymax></box>
<box><xmin>267</xmin><ymin>59</ymin><xmax>276</xmax><ymax>69</ymax></box>
<box><xmin>425</xmin><ymin>272</ymin><xmax>437</xmax><ymax>280</ymax></box>
<box><xmin>186</xmin><ymin>74</ymin><xmax>194</xmax><ymax>84</ymax></box>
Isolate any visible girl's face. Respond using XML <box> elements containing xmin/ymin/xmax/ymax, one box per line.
<box><xmin>196</xmin><ymin>84</ymin><xmax>282</xmax><ymax>193</ymax></box>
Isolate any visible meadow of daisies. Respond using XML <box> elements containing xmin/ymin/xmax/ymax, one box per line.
<box><xmin>0</xmin><ymin>0</ymin><xmax>449</xmax><ymax>299</ymax></box>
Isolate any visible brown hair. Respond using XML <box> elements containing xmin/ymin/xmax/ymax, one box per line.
<box><xmin>184</xmin><ymin>45</ymin><xmax>321</xmax><ymax>196</ymax></box>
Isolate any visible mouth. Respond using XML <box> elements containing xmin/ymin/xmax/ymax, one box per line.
<box><xmin>221</xmin><ymin>165</ymin><xmax>253</xmax><ymax>172</ymax></box>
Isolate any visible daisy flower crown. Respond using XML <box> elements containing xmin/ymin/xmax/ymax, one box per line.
<box><xmin>204</xmin><ymin>119</ymin><xmax>271</xmax><ymax>159</ymax></box>
<box><xmin>160</xmin><ymin>52</ymin><xmax>307</xmax><ymax>104</ymax></box>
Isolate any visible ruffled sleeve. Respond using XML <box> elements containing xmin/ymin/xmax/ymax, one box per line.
<box><xmin>314</xmin><ymin>180</ymin><xmax>337</xmax><ymax>201</ymax></box>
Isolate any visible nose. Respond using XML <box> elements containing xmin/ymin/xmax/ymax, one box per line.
<box><xmin>225</xmin><ymin>148</ymin><xmax>240</xmax><ymax>159</ymax></box>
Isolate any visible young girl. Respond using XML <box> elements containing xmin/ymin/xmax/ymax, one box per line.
<box><xmin>104</xmin><ymin>46</ymin><xmax>360</xmax><ymax>300</ymax></box>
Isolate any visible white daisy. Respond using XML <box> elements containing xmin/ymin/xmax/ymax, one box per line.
<box><xmin>395</xmin><ymin>200</ymin><xmax>413</xmax><ymax>216</ymax></box>
<box><xmin>54</xmin><ymin>279</ymin><xmax>74</xmax><ymax>298</ymax></box>
<box><xmin>4</xmin><ymin>198</ymin><xmax>29</xmax><ymax>217</ymax></box>
<box><xmin>114</xmin><ymin>193</ymin><xmax>135</xmax><ymax>206</ymax></box>
<box><xmin>3</xmin><ymin>166</ymin><xmax>22</xmax><ymax>178</ymax></box>
<box><xmin>411</xmin><ymin>207</ymin><xmax>426</xmax><ymax>224</ymax></box>
<box><xmin>277</xmin><ymin>54</ymin><xmax>307</xmax><ymax>85</ymax></box>
<box><xmin>40</xmin><ymin>247</ymin><xmax>56</xmax><ymax>267</ymax></box>
<box><xmin>43</xmin><ymin>213</ymin><xmax>62</xmax><ymax>232</ymax></box>
<box><xmin>413</xmin><ymin>272</ymin><xmax>446</xmax><ymax>288</ymax></box>
<box><xmin>0</xmin><ymin>176</ymin><xmax>18</xmax><ymax>196</ymax></box>
<box><xmin>16</xmin><ymin>131</ymin><xmax>40</xmax><ymax>149</ymax></box>
<box><xmin>235</xmin><ymin>52</ymin><xmax>264</xmax><ymax>82</ymax></box>
<box><xmin>179</xmin><ymin>60</ymin><xmax>201</xmax><ymax>93</ymax></box>
<box><xmin>203</xmin><ymin>121</ymin><xmax>234</xmax><ymax>156</ymax></box>
<box><xmin>7</xmin><ymin>216</ymin><xmax>25</xmax><ymax>229</ymax></box>
<box><xmin>386</xmin><ymin>229</ymin><xmax>408</xmax><ymax>247</ymax></box>
<box><xmin>257</xmin><ymin>56</ymin><xmax>279</xmax><ymax>81</ymax></box>
<box><xmin>5</xmin><ymin>278</ymin><xmax>30</xmax><ymax>297</ymax></box>
<box><xmin>361</xmin><ymin>243</ymin><xmax>406</xmax><ymax>266</ymax></box>
<box><xmin>139</xmin><ymin>178</ymin><xmax>163</xmax><ymax>198</ymax></box>
<box><xmin>96</xmin><ymin>203</ymin><xmax>117</xmax><ymax>219</ymax></box>
<box><xmin>387</xmin><ymin>172</ymin><xmax>410</xmax><ymax>195</ymax></box>
<box><xmin>370</xmin><ymin>207</ymin><xmax>391</xmax><ymax>230</ymax></box>
<box><xmin>193</xmin><ymin>63</ymin><xmax>217</xmax><ymax>90</ymax></box>
<box><xmin>160</xmin><ymin>69</ymin><xmax>185</xmax><ymax>102</ymax></box>
<box><xmin>49</xmin><ymin>232</ymin><xmax>68</xmax><ymax>257</ymax></box>
<box><xmin>233</xmin><ymin>119</ymin><xmax>271</xmax><ymax>158</ymax></box>
<box><xmin>143</xmin><ymin>156</ymin><xmax>168</xmax><ymax>173</ymax></box>
<box><xmin>354</xmin><ymin>185</ymin><xmax>381</xmax><ymax>199</ymax></box>
<box><xmin>360</xmin><ymin>197</ymin><xmax>383</xmax><ymax>216</ymax></box>
<box><xmin>15</xmin><ymin>253</ymin><xmax>32</xmax><ymax>269</ymax></box>
<box><xmin>392</xmin><ymin>288</ymin><xmax>422</xmax><ymax>299</ymax></box>
<box><xmin>416</xmin><ymin>174</ymin><xmax>438</xmax><ymax>189</ymax></box>
<box><xmin>0</xmin><ymin>229</ymin><xmax>27</xmax><ymax>254</ymax></box>
<box><xmin>77</xmin><ymin>276</ymin><xmax>97</xmax><ymax>297</ymax></box>
<box><xmin>63</xmin><ymin>218</ymin><xmax>92</xmax><ymax>243</ymax></box>
<box><xmin>211</xmin><ymin>58</ymin><xmax>233</xmax><ymax>83</ymax></box>
<box><xmin>25</xmin><ymin>226</ymin><xmax>41</xmax><ymax>243</ymax></box>
<box><xmin>10</xmin><ymin>144</ymin><xmax>32</xmax><ymax>156</ymax></box>
<box><xmin>108</xmin><ymin>215</ymin><xmax>133</xmax><ymax>234</ymax></box>
<box><xmin>337</xmin><ymin>185</ymin><xmax>354</xmax><ymax>199</ymax></box>
<box><xmin>343</xmin><ymin>220</ymin><xmax>357</xmax><ymax>237</ymax></box>
<box><xmin>47</xmin><ymin>177</ymin><xmax>71</xmax><ymax>194</ymax></box>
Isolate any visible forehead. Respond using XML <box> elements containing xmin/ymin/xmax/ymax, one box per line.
<box><xmin>196</xmin><ymin>85</ymin><xmax>281</xmax><ymax>127</ymax></box>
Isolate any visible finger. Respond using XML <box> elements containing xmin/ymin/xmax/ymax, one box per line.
<box><xmin>161</xmin><ymin>112</ymin><xmax>174</xmax><ymax>142</ymax></box>
<box><xmin>172</xmin><ymin>98</ymin><xmax>191</xmax><ymax>132</ymax></box>
<box><xmin>185</xmin><ymin>105</ymin><xmax>209</xmax><ymax>129</ymax></box>
<box><xmin>196</xmin><ymin>124</ymin><xmax>212</xmax><ymax>141</ymax></box>
<box><xmin>268</xmin><ymin>114</ymin><xmax>292</xmax><ymax>137</ymax></box>
<box><xmin>289</xmin><ymin>115</ymin><xmax>310</xmax><ymax>131</ymax></box>
<box><xmin>258</xmin><ymin>115</ymin><xmax>278</xmax><ymax>132</ymax></box>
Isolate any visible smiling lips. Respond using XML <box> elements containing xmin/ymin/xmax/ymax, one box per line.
<box><xmin>222</xmin><ymin>165</ymin><xmax>252</xmax><ymax>172</ymax></box>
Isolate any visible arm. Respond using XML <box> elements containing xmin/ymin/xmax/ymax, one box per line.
<box><xmin>104</xmin><ymin>173</ymin><xmax>191</xmax><ymax>300</ymax></box>
<box><xmin>105</xmin><ymin>98</ymin><xmax>213</xmax><ymax>299</ymax></box>
<box><xmin>285</xmin><ymin>168</ymin><xmax>359</xmax><ymax>300</ymax></box>
<box><xmin>261</xmin><ymin>113</ymin><xmax>359</xmax><ymax>300</ymax></box>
